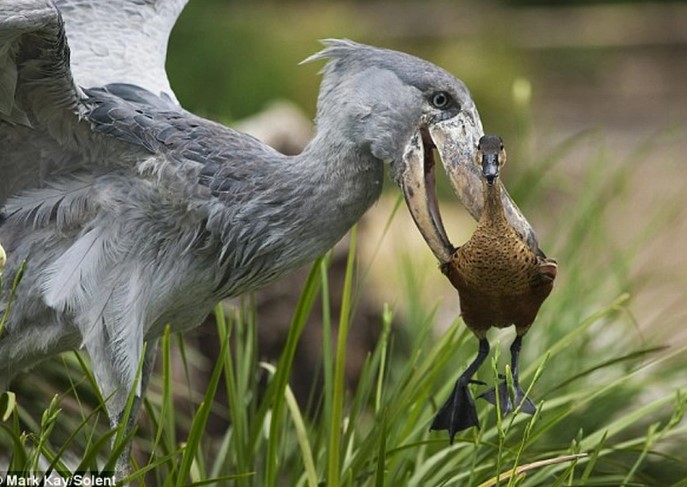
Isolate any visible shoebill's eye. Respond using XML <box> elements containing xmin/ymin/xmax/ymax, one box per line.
<box><xmin>430</xmin><ymin>91</ymin><xmax>451</xmax><ymax>109</ymax></box>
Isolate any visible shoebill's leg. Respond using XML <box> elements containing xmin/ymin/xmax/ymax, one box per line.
<box><xmin>430</xmin><ymin>337</ymin><xmax>489</xmax><ymax>443</ymax></box>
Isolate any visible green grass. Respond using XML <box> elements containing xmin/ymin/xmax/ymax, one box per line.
<box><xmin>2</xmin><ymin>130</ymin><xmax>686</xmax><ymax>486</ymax></box>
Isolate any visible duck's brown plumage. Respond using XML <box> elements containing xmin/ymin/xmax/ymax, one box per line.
<box><xmin>441</xmin><ymin>174</ymin><xmax>557</xmax><ymax>337</ymax></box>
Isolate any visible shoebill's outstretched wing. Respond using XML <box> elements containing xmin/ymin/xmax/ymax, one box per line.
<box><xmin>0</xmin><ymin>0</ymin><xmax>188</xmax><ymax>203</ymax></box>
<box><xmin>55</xmin><ymin>0</ymin><xmax>188</xmax><ymax>102</ymax></box>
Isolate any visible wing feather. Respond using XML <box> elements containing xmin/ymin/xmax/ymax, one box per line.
<box><xmin>3</xmin><ymin>175</ymin><xmax>97</xmax><ymax>228</ymax></box>
<box><xmin>55</xmin><ymin>0</ymin><xmax>188</xmax><ymax>102</ymax></box>
<box><xmin>41</xmin><ymin>221</ymin><xmax>146</xmax><ymax>391</ymax></box>
<box><xmin>42</xmin><ymin>224</ymin><xmax>113</xmax><ymax>312</ymax></box>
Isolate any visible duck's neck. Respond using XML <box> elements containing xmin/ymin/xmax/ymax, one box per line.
<box><xmin>481</xmin><ymin>180</ymin><xmax>509</xmax><ymax>226</ymax></box>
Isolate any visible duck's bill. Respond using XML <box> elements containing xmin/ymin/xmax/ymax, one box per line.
<box><xmin>399</xmin><ymin>109</ymin><xmax>541</xmax><ymax>263</ymax></box>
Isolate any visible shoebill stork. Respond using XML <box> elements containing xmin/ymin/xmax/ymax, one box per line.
<box><xmin>0</xmin><ymin>0</ymin><xmax>539</xmax><ymax>473</ymax></box>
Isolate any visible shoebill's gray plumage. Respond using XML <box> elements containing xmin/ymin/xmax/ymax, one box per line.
<box><xmin>0</xmin><ymin>0</ymin><xmax>540</xmax><ymax>473</ymax></box>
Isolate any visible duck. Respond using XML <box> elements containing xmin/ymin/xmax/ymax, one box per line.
<box><xmin>430</xmin><ymin>135</ymin><xmax>558</xmax><ymax>443</ymax></box>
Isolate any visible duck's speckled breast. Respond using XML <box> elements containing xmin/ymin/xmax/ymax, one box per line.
<box><xmin>442</xmin><ymin>211</ymin><xmax>556</xmax><ymax>336</ymax></box>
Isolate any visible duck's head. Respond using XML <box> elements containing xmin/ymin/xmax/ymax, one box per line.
<box><xmin>477</xmin><ymin>135</ymin><xmax>506</xmax><ymax>186</ymax></box>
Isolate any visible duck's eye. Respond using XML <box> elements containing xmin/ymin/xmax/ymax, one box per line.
<box><xmin>430</xmin><ymin>91</ymin><xmax>451</xmax><ymax>109</ymax></box>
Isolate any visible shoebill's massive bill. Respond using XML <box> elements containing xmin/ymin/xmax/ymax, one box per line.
<box><xmin>0</xmin><ymin>0</ymin><xmax>539</xmax><ymax>474</ymax></box>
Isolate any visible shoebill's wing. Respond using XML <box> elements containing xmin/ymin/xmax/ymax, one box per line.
<box><xmin>0</xmin><ymin>0</ymin><xmax>91</xmax><ymax>204</ymax></box>
<box><xmin>54</xmin><ymin>0</ymin><xmax>188</xmax><ymax>102</ymax></box>
<box><xmin>0</xmin><ymin>0</ymin><xmax>189</xmax><ymax>204</ymax></box>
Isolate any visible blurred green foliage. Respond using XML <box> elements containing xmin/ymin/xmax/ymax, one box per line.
<box><xmin>167</xmin><ymin>2</ymin><xmax>533</xmax><ymax>131</ymax></box>
<box><xmin>166</xmin><ymin>1</ymin><xmax>575</xmax><ymax>206</ymax></box>
<box><xmin>166</xmin><ymin>1</ymin><xmax>626</xmax><ymax>167</ymax></box>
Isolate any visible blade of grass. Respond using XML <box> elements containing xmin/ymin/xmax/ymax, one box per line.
<box><xmin>0</xmin><ymin>423</ymin><xmax>28</xmax><ymax>468</ymax></box>
<box><xmin>375</xmin><ymin>305</ymin><xmax>392</xmax><ymax>414</ymax></box>
<box><xmin>327</xmin><ymin>226</ymin><xmax>357</xmax><ymax>487</ymax></box>
<box><xmin>476</xmin><ymin>454</ymin><xmax>588</xmax><ymax>487</ymax></box>
<box><xmin>374</xmin><ymin>411</ymin><xmax>387</xmax><ymax>487</ymax></box>
<box><xmin>262</xmin><ymin>362</ymin><xmax>318</xmax><ymax>487</ymax></box>
<box><xmin>546</xmin><ymin>345</ymin><xmax>667</xmax><ymax>394</ymax></box>
<box><xmin>320</xmin><ymin>254</ymin><xmax>334</xmax><ymax>445</ymax></box>
<box><xmin>145</xmin><ymin>325</ymin><xmax>177</xmax><ymax>470</ymax></box>
<box><xmin>262</xmin><ymin>256</ymin><xmax>324</xmax><ymax>486</ymax></box>
<box><xmin>580</xmin><ymin>431</ymin><xmax>608</xmax><ymax>482</ymax></box>
<box><xmin>622</xmin><ymin>423</ymin><xmax>659</xmax><ymax>485</ymax></box>
<box><xmin>0</xmin><ymin>391</ymin><xmax>16</xmax><ymax>421</ymax></box>
<box><xmin>30</xmin><ymin>394</ymin><xmax>61</xmax><ymax>470</ymax></box>
<box><xmin>0</xmin><ymin>260</ymin><xmax>26</xmax><ymax>336</ymax></box>
<box><xmin>215</xmin><ymin>302</ymin><xmax>251</xmax><ymax>485</ymax></box>
<box><xmin>175</xmin><ymin>327</ymin><xmax>229</xmax><ymax>486</ymax></box>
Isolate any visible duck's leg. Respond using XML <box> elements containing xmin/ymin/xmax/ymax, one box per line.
<box><xmin>430</xmin><ymin>337</ymin><xmax>489</xmax><ymax>443</ymax></box>
<box><xmin>509</xmin><ymin>335</ymin><xmax>537</xmax><ymax>415</ymax></box>
<box><xmin>479</xmin><ymin>335</ymin><xmax>536</xmax><ymax>417</ymax></box>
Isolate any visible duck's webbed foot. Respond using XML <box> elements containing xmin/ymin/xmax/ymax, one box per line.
<box><xmin>479</xmin><ymin>377</ymin><xmax>536</xmax><ymax>418</ymax></box>
<box><xmin>430</xmin><ymin>337</ymin><xmax>490</xmax><ymax>443</ymax></box>
<box><xmin>430</xmin><ymin>378</ymin><xmax>485</xmax><ymax>443</ymax></box>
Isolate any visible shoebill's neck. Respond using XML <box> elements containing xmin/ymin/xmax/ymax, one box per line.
<box><xmin>283</xmin><ymin>125</ymin><xmax>384</xmax><ymax>256</ymax></box>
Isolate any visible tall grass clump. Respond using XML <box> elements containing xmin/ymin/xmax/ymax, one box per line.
<box><xmin>1</xmin><ymin>131</ymin><xmax>686</xmax><ymax>484</ymax></box>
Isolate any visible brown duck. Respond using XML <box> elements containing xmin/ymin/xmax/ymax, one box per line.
<box><xmin>430</xmin><ymin>135</ymin><xmax>558</xmax><ymax>442</ymax></box>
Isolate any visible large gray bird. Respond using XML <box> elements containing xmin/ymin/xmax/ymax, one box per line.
<box><xmin>0</xmin><ymin>0</ymin><xmax>539</xmax><ymax>473</ymax></box>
